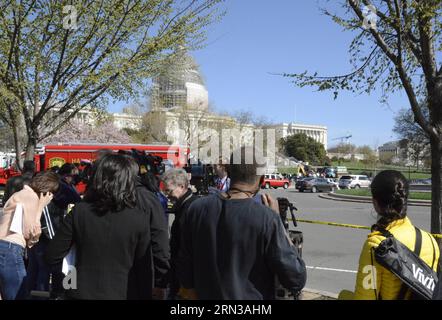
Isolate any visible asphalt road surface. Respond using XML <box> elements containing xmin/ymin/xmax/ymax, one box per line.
<box><xmin>265</xmin><ymin>187</ymin><xmax>432</xmax><ymax>295</ymax></box>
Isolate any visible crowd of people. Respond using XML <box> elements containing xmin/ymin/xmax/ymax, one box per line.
<box><xmin>0</xmin><ymin>146</ymin><xmax>440</xmax><ymax>300</ymax></box>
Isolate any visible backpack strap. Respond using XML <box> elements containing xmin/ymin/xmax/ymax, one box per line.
<box><xmin>397</xmin><ymin>227</ymin><xmax>422</xmax><ymax>299</ymax></box>
<box><xmin>414</xmin><ymin>227</ymin><xmax>423</xmax><ymax>256</ymax></box>
<box><xmin>428</xmin><ymin>232</ymin><xmax>437</xmax><ymax>270</ymax></box>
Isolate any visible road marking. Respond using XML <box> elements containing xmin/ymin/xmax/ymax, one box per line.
<box><xmin>307</xmin><ymin>266</ymin><xmax>357</xmax><ymax>274</ymax></box>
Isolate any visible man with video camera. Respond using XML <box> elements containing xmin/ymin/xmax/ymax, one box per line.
<box><xmin>176</xmin><ymin>146</ymin><xmax>306</xmax><ymax>300</ymax></box>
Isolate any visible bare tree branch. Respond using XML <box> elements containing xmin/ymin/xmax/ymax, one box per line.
<box><xmin>349</xmin><ymin>0</ymin><xmax>399</xmax><ymax>63</ymax></box>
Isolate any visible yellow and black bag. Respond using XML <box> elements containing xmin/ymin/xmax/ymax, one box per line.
<box><xmin>374</xmin><ymin>227</ymin><xmax>438</xmax><ymax>300</ymax></box>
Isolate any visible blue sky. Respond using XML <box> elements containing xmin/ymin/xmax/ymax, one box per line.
<box><xmin>110</xmin><ymin>0</ymin><xmax>411</xmax><ymax>149</ymax></box>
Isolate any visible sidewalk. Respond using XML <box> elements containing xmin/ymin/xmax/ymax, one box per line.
<box><xmin>300</xmin><ymin>288</ymin><xmax>338</xmax><ymax>300</ymax></box>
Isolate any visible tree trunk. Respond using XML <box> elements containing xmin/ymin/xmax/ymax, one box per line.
<box><xmin>430</xmin><ymin>134</ymin><xmax>442</xmax><ymax>237</ymax></box>
<box><xmin>24</xmin><ymin>136</ymin><xmax>37</xmax><ymax>161</ymax></box>
<box><xmin>429</xmin><ymin>79</ymin><xmax>442</xmax><ymax>238</ymax></box>
<box><xmin>12</xmin><ymin>124</ymin><xmax>23</xmax><ymax>171</ymax></box>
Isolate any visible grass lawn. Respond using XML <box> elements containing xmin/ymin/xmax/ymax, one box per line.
<box><xmin>345</xmin><ymin>171</ymin><xmax>431</xmax><ymax>180</ymax></box>
<box><xmin>329</xmin><ymin>161</ymin><xmax>431</xmax><ymax>180</ymax></box>
<box><xmin>336</xmin><ymin>188</ymin><xmax>431</xmax><ymax>201</ymax></box>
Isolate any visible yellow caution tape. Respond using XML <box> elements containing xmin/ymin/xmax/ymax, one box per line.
<box><xmin>291</xmin><ymin>218</ymin><xmax>442</xmax><ymax>239</ymax></box>
<box><xmin>295</xmin><ymin>218</ymin><xmax>370</xmax><ymax>231</ymax></box>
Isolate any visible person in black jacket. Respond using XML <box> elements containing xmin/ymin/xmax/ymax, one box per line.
<box><xmin>139</xmin><ymin>172</ymin><xmax>169</xmax><ymax>222</ymax></box>
<box><xmin>53</xmin><ymin>163</ymin><xmax>82</xmax><ymax>210</ymax></box>
<box><xmin>45</xmin><ymin>153</ymin><xmax>168</xmax><ymax>300</ymax></box>
<box><xmin>177</xmin><ymin>146</ymin><xmax>307</xmax><ymax>300</ymax></box>
<box><xmin>127</xmin><ymin>177</ymin><xmax>170</xmax><ymax>300</ymax></box>
<box><xmin>161</xmin><ymin>168</ymin><xmax>198</xmax><ymax>299</ymax></box>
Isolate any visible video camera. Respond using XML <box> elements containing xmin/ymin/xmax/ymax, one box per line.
<box><xmin>185</xmin><ymin>160</ymin><xmax>216</xmax><ymax>195</ymax></box>
<box><xmin>275</xmin><ymin>197</ymin><xmax>303</xmax><ymax>300</ymax></box>
<box><xmin>120</xmin><ymin>149</ymin><xmax>165</xmax><ymax>176</ymax></box>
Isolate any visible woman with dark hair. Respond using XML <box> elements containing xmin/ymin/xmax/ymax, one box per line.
<box><xmin>45</xmin><ymin>154</ymin><xmax>154</xmax><ymax>299</ymax></box>
<box><xmin>341</xmin><ymin>170</ymin><xmax>439</xmax><ymax>300</ymax></box>
<box><xmin>2</xmin><ymin>160</ymin><xmax>36</xmax><ymax>206</ymax></box>
<box><xmin>0</xmin><ymin>171</ymin><xmax>59</xmax><ymax>300</ymax></box>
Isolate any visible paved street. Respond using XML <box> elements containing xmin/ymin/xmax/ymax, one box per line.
<box><xmin>265</xmin><ymin>188</ymin><xmax>432</xmax><ymax>295</ymax></box>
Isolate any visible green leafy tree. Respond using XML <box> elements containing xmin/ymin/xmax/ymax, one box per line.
<box><xmin>281</xmin><ymin>133</ymin><xmax>327</xmax><ymax>165</ymax></box>
<box><xmin>0</xmin><ymin>0</ymin><xmax>223</xmax><ymax>166</ymax></box>
<box><xmin>126</xmin><ymin>110</ymin><xmax>172</xmax><ymax>144</ymax></box>
<box><xmin>394</xmin><ymin>108</ymin><xmax>431</xmax><ymax>169</ymax></box>
<box><xmin>328</xmin><ymin>142</ymin><xmax>357</xmax><ymax>155</ymax></box>
<box><xmin>0</xmin><ymin>120</ymin><xmax>16</xmax><ymax>152</ymax></box>
<box><xmin>357</xmin><ymin>145</ymin><xmax>378</xmax><ymax>166</ymax></box>
<box><xmin>285</xmin><ymin>0</ymin><xmax>442</xmax><ymax>234</ymax></box>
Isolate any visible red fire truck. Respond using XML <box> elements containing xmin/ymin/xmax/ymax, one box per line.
<box><xmin>0</xmin><ymin>143</ymin><xmax>189</xmax><ymax>194</ymax></box>
<box><xmin>36</xmin><ymin>143</ymin><xmax>189</xmax><ymax>171</ymax></box>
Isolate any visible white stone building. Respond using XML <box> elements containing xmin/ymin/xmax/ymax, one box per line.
<box><xmin>327</xmin><ymin>152</ymin><xmax>366</xmax><ymax>161</ymax></box>
<box><xmin>378</xmin><ymin>141</ymin><xmax>401</xmax><ymax>162</ymax></box>
<box><xmin>150</xmin><ymin>50</ymin><xmax>209</xmax><ymax>111</ymax></box>
<box><xmin>146</xmin><ymin>109</ymin><xmax>256</xmax><ymax>162</ymax></box>
<box><xmin>265</xmin><ymin>122</ymin><xmax>328</xmax><ymax>150</ymax></box>
<box><xmin>46</xmin><ymin>106</ymin><xmax>142</xmax><ymax>131</ymax></box>
<box><xmin>378</xmin><ymin>140</ymin><xmax>427</xmax><ymax>166</ymax></box>
<box><xmin>111</xmin><ymin>112</ymin><xmax>142</xmax><ymax>130</ymax></box>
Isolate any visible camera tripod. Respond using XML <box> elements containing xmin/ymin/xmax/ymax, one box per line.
<box><xmin>275</xmin><ymin>197</ymin><xmax>303</xmax><ymax>300</ymax></box>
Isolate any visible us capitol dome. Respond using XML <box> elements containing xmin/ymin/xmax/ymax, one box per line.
<box><xmin>150</xmin><ymin>50</ymin><xmax>209</xmax><ymax>111</ymax></box>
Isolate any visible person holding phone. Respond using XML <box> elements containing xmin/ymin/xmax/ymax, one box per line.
<box><xmin>177</xmin><ymin>146</ymin><xmax>306</xmax><ymax>300</ymax></box>
<box><xmin>0</xmin><ymin>171</ymin><xmax>59</xmax><ymax>300</ymax></box>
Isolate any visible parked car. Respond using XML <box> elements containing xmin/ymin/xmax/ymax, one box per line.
<box><xmin>262</xmin><ymin>174</ymin><xmax>291</xmax><ymax>189</ymax></box>
<box><xmin>295</xmin><ymin>177</ymin><xmax>312</xmax><ymax>190</ymax></box>
<box><xmin>298</xmin><ymin>177</ymin><xmax>337</xmax><ymax>193</ymax></box>
<box><xmin>338</xmin><ymin>175</ymin><xmax>371</xmax><ymax>189</ymax></box>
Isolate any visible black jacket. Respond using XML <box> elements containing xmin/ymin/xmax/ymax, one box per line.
<box><xmin>169</xmin><ymin>189</ymin><xmax>198</xmax><ymax>295</ymax></box>
<box><xmin>45</xmin><ymin>201</ymin><xmax>155</xmax><ymax>300</ymax></box>
<box><xmin>40</xmin><ymin>179</ymin><xmax>82</xmax><ymax>242</ymax></box>
<box><xmin>53</xmin><ymin>178</ymin><xmax>82</xmax><ymax>210</ymax></box>
<box><xmin>128</xmin><ymin>180</ymin><xmax>170</xmax><ymax>298</ymax></box>
<box><xmin>170</xmin><ymin>189</ymin><xmax>198</xmax><ymax>261</ymax></box>
<box><xmin>177</xmin><ymin>193</ymin><xmax>307</xmax><ymax>300</ymax></box>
